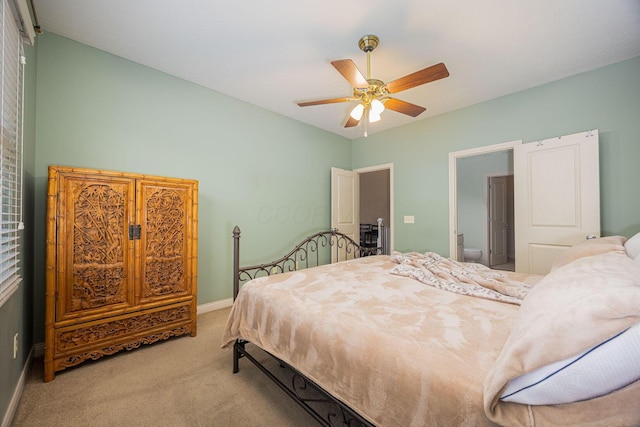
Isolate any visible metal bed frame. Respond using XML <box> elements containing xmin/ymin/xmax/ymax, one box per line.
<box><xmin>231</xmin><ymin>225</ymin><xmax>383</xmax><ymax>427</ymax></box>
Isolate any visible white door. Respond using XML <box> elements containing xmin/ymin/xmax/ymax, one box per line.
<box><xmin>514</xmin><ymin>130</ymin><xmax>600</xmax><ymax>275</ymax></box>
<box><xmin>489</xmin><ymin>176</ymin><xmax>508</xmax><ymax>266</ymax></box>
<box><xmin>331</xmin><ymin>167</ymin><xmax>359</xmax><ymax>261</ymax></box>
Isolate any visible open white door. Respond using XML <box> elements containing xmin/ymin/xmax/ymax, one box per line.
<box><xmin>331</xmin><ymin>167</ymin><xmax>359</xmax><ymax>262</ymax></box>
<box><xmin>514</xmin><ymin>130</ymin><xmax>600</xmax><ymax>275</ymax></box>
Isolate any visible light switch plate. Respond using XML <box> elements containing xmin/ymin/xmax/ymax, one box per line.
<box><xmin>404</xmin><ymin>215</ymin><xmax>415</xmax><ymax>224</ymax></box>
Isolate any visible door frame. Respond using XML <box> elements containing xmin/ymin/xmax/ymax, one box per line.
<box><xmin>354</xmin><ymin>163</ymin><xmax>394</xmax><ymax>253</ymax></box>
<box><xmin>448</xmin><ymin>140</ymin><xmax>522</xmax><ymax>260</ymax></box>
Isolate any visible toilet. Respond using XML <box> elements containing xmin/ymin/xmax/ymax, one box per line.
<box><xmin>458</xmin><ymin>233</ymin><xmax>482</xmax><ymax>263</ymax></box>
<box><xmin>463</xmin><ymin>248</ymin><xmax>482</xmax><ymax>263</ymax></box>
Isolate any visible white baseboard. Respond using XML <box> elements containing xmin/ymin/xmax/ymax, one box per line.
<box><xmin>197</xmin><ymin>298</ymin><xmax>233</xmax><ymax>314</ymax></box>
<box><xmin>1</xmin><ymin>346</ymin><xmax>33</xmax><ymax>427</ymax></box>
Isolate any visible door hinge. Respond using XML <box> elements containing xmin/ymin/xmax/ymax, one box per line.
<box><xmin>129</xmin><ymin>224</ymin><xmax>141</xmax><ymax>240</ymax></box>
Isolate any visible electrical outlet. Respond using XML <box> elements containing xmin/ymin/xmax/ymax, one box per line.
<box><xmin>404</xmin><ymin>215</ymin><xmax>415</xmax><ymax>224</ymax></box>
<box><xmin>13</xmin><ymin>333</ymin><xmax>18</xmax><ymax>359</ymax></box>
<box><xmin>271</xmin><ymin>266</ymin><xmax>278</xmax><ymax>275</ymax></box>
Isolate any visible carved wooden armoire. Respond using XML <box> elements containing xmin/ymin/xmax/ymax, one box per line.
<box><xmin>44</xmin><ymin>166</ymin><xmax>198</xmax><ymax>382</ymax></box>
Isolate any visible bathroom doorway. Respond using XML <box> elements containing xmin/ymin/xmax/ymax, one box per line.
<box><xmin>448</xmin><ymin>140</ymin><xmax>521</xmax><ymax>266</ymax></box>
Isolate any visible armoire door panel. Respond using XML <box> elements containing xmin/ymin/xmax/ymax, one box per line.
<box><xmin>136</xmin><ymin>180</ymin><xmax>195</xmax><ymax>304</ymax></box>
<box><xmin>56</xmin><ymin>173</ymin><xmax>136</xmax><ymax>322</ymax></box>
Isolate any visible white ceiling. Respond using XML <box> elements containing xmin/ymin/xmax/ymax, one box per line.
<box><xmin>32</xmin><ymin>0</ymin><xmax>640</xmax><ymax>139</ymax></box>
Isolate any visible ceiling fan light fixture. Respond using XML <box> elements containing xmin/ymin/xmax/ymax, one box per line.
<box><xmin>297</xmin><ymin>34</ymin><xmax>449</xmax><ymax>136</ymax></box>
<box><xmin>371</xmin><ymin>99</ymin><xmax>385</xmax><ymax>115</ymax></box>
<box><xmin>350</xmin><ymin>103</ymin><xmax>365</xmax><ymax>120</ymax></box>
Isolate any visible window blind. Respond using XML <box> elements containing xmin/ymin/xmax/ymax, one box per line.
<box><xmin>0</xmin><ymin>0</ymin><xmax>24</xmax><ymax>306</ymax></box>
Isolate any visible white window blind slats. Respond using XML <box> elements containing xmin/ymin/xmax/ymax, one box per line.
<box><xmin>0</xmin><ymin>251</ymin><xmax>18</xmax><ymax>269</ymax></box>
<box><xmin>0</xmin><ymin>263</ymin><xmax>19</xmax><ymax>282</ymax></box>
<box><xmin>0</xmin><ymin>0</ymin><xmax>24</xmax><ymax>306</ymax></box>
<box><xmin>1</xmin><ymin>246</ymin><xmax>18</xmax><ymax>258</ymax></box>
<box><xmin>2</xmin><ymin>177</ymin><xmax>18</xmax><ymax>191</ymax></box>
<box><xmin>1</xmin><ymin>215</ymin><xmax>20</xmax><ymax>225</ymax></box>
<box><xmin>1</xmin><ymin>196</ymin><xmax>18</xmax><ymax>206</ymax></box>
<box><xmin>1</xmin><ymin>213</ymin><xmax>18</xmax><ymax>222</ymax></box>
<box><xmin>0</xmin><ymin>253</ymin><xmax>19</xmax><ymax>278</ymax></box>
<box><xmin>0</xmin><ymin>233</ymin><xmax>18</xmax><ymax>245</ymax></box>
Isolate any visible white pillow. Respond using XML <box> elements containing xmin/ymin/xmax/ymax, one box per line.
<box><xmin>625</xmin><ymin>232</ymin><xmax>640</xmax><ymax>259</ymax></box>
<box><xmin>500</xmin><ymin>322</ymin><xmax>640</xmax><ymax>405</ymax></box>
<box><xmin>484</xmin><ymin>250</ymin><xmax>640</xmax><ymax>417</ymax></box>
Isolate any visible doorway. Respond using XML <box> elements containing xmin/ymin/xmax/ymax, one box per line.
<box><xmin>359</xmin><ymin>168</ymin><xmax>391</xmax><ymax>253</ymax></box>
<box><xmin>448</xmin><ymin>140</ymin><xmax>522</xmax><ymax>263</ymax></box>
<box><xmin>331</xmin><ymin>164</ymin><xmax>394</xmax><ymax>254</ymax></box>
<box><xmin>356</xmin><ymin>164</ymin><xmax>393</xmax><ymax>253</ymax></box>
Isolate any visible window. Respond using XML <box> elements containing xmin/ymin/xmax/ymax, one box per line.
<box><xmin>0</xmin><ymin>0</ymin><xmax>24</xmax><ymax>307</ymax></box>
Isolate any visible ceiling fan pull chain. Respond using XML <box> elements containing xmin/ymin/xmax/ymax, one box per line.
<box><xmin>364</xmin><ymin>113</ymin><xmax>369</xmax><ymax>137</ymax></box>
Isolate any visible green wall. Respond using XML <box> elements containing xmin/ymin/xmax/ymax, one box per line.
<box><xmin>32</xmin><ymin>32</ymin><xmax>351</xmax><ymax>343</ymax></box>
<box><xmin>353</xmin><ymin>56</ymin><xmax>640</xmax><ymax>254</ymax></box>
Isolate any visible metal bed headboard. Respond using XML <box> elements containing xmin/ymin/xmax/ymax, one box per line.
<box><xmin>232</xmin><ymin>225</ymin><xmax>382</xmax><ymax>300</ymax></box>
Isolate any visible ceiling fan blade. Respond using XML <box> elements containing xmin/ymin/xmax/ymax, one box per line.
<box><xmin>383</xmin><ymin>98</ymin><xmax>427</xmax><ymax>117</ymax></box>
<box><xmin>331</xmin><ymin>59</ymin><xmax>369</xmax><ymax>89</ymax></box>
<box><xmin>344</xmin><ymin>115</ymin><xmax>361</xmax><ymax>128</ymax></box>
<box><xmin>297</xmin><ymin>97</ymin><xmax>352</xmax><ymax>107</ymax></box>
<box><xmin>385</xmin><ymin>63</ymin><xmax>449</xmax><ymax>94</ymax></box>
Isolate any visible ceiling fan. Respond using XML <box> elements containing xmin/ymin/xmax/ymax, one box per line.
<box><xmin>297</xmin><ymin>35</ymin><xmax>449</xmax><ymax>136</ymax></box>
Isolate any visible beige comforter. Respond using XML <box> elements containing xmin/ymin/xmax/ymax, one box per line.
<box><xmin>221</xmin><ymin>255</ymin><xmax>539</xmax><ymax>426</ymax></box>
<box><xmin>390</xmin><ymin>252</ymin><xmax>532</xmax><ymax>305</ymax></box>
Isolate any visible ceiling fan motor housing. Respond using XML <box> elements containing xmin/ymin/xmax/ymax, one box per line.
<box><xmin>354</xmin><ymin>79</ymin><xmax>388</xmax><ymax>105</ymax></box>
<box><xmin>358</xmin><ymin>35</ymin><xmax>379</xmax><ymax>53</ymax></box>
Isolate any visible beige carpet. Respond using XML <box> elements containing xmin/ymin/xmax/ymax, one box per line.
<box><xmin>11</xmin><ymin>307</ymin><xmax>320</xmax><ymax>426</ymax></box>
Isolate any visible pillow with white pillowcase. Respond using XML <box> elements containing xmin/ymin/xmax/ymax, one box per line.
<box><xmin>625</xmin><ymin>232</ymin><xmax>640</xmax><ymax>264</ymax></box>
<box><xmin>484</xmin><ymin>249</ymin><xmax>640</xmax><ymax>409</ymax></box>
<box><xmin>500</xmin><ymin>322</ymin><xmax>640</xmax><ymax>405</ymax></box>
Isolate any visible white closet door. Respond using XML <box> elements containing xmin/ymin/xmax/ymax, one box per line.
<box><xmin>514</xmin><ymin>130</ymin><xmax>600</xmax><ymax>275</ymax></box>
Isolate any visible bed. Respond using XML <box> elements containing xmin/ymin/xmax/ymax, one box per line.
<box><xmin>221</xmin><ymin>226</ymin><xmax>640</xmax><ymax>426</ymax></box>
